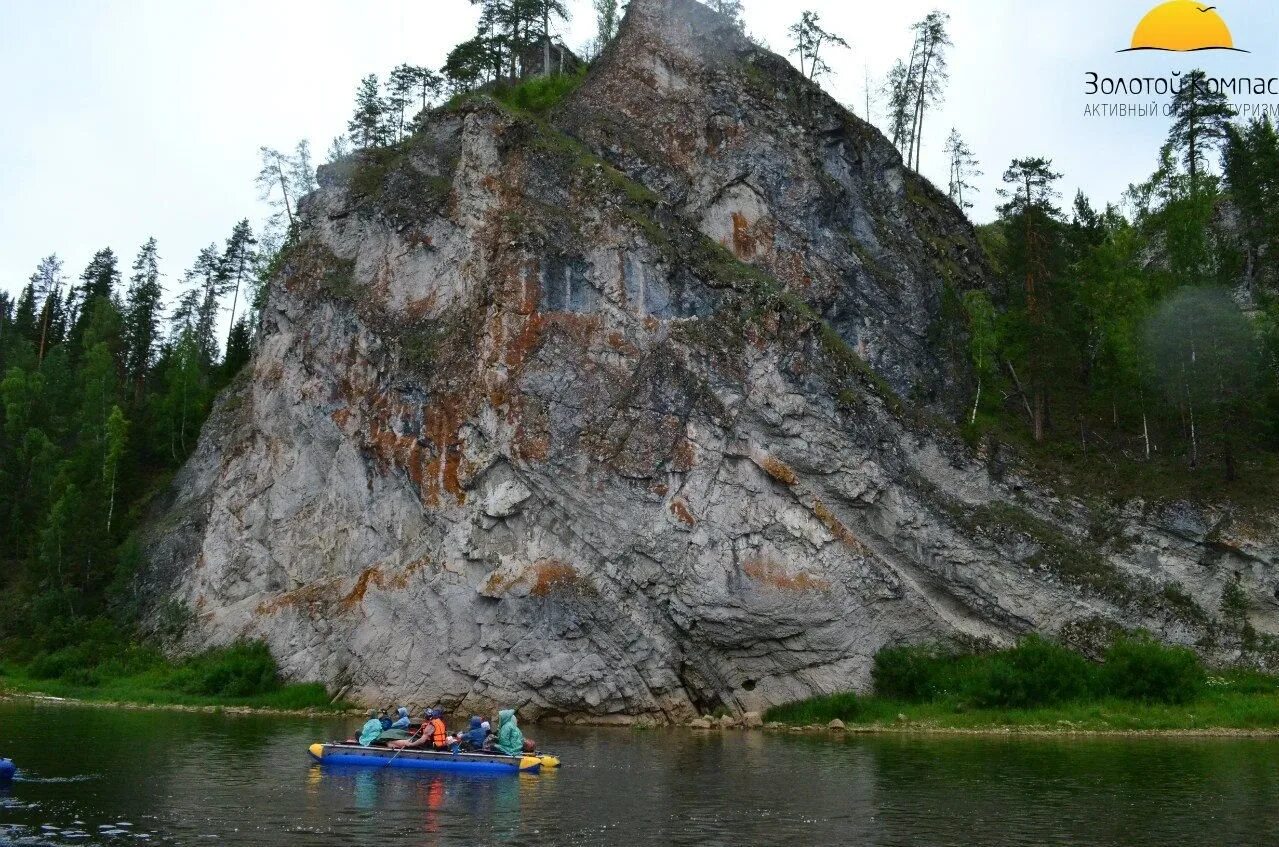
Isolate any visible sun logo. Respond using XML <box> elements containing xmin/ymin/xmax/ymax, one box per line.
<box><xmin>1123</xmin><ymin>1</ymin><xmax>1247</xmax><ymax>52</ymax></box>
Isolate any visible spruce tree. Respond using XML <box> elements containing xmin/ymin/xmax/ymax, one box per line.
<box><xmin>123</xmin><ymin>238</ymin><xmax>163</xmax><ymax>396</ymax></box>
<box><xmin>70</xmin><ymin>248</ymin><xmax>121</xmax><ymax>346</ymax></box>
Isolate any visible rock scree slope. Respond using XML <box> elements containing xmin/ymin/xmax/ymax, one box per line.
<box><xmin>143</xmin><ymin>0</ymin><xmax>1279</xmax><ymax>722</ymax></box>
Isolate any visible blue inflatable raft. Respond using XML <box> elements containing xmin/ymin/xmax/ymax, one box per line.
<box><xmin>308</xmin><ymin>743</ymin><xmax>558</xmax><ymax>775</ymax></box>
<box><xmin>0</xmin><ymin>759</ymin><xmax>15</xmax><ymax>781</ymax></box>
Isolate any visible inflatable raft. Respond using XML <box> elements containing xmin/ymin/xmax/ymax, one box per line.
<box><xmin>308</xmin><ymin>743</ymin><xmax>559</xmax><ymax>774</ymax></box>
<box><xmin>0</xmin><ymin>759</ymin><xmax>15</xmax><ymax>781</ymax></box>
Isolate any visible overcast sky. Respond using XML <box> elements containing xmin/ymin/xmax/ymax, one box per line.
<box><xmin>1</xmin><ymin>0</ymin><xmax>1275</xmax><ymax>305</ymax></box>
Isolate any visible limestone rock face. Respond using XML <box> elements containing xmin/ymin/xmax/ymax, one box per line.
<box><xmin>143</xmin><ymin>0</ymin><xmax>1279</xmax><ymax>723</ymax></box>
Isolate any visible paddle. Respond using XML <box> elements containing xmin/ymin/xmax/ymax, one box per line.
<box><xmin>379</xmin><ymin>722</ymin><xmax>426</xmax><ymax>769</ymax></box>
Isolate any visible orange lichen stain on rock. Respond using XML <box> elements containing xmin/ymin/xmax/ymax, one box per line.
<box><xmin>341</xmin><ymin>567</ymin><xmax>386</xmax><ymax>610</ymax></box>
<box><xmin>758</xmin><ymin>454</ymin><xmax>799</xmax><ymax>487</ymax></box>
<box><xmin>670</xmin><ymin>498</ymin><xmax>697</xmax><ymax>526</ymax></box>
<box><xmin>731</xmin><ymin>212</ymin><xmax>757</xmax><ymax>260</ymax></box>
<box><xmin>530</xmin><ymin>559</ymin><xmax>584</xmax><ymax>597</ymax></box>
<box><xmin>331</xmin><ymin>407</ymin><xmax>352</xmax><ymax>430</ymax></box>
<box><xmin>643</xmin><ymin>316</ymin><xmax>660</xmax><ymax>332</ymax></box>
<box><xmin>812</xmin><ymin>499</ymin><xmax>870</xmax><ymax>556</ymax></box>
<box><xmin>670</xmin><ymin>435</ymin><xmax>698</xmax><ymax>473</ymax></box>
<box><xmin>421</xmin><ymin>394</ymin><xmax>469</xmax><ymax>506</ymax></box>
<box><xmin>651</xmin><ymin>482</ymin><xmax>670</xmax><ymax>497</ymax></box>
<box><xmin>742</xmin><ymin>556</ymin><xmax>831</xmax><ymax>592</ymax></box>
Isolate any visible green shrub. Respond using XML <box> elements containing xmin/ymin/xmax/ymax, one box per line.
<box><xmin>975</xmin><ymin>635</ymin><xmax>1097</xmax><ymax>708</ymax></box>
<box><xmin>872</xmin><ymin>645</ymin><xmax>948</xmax><ymax>701</ymax></box>
<box><xmin>1102</xmin><ymin>636</ymin><xmax>1205</xmax><ymax>704</ymax></box>
<box><xmin>492</xmin><ymin>69</ymin><xmax>587</xmax><ymax>115</ymax></box>
<box><xmin>177</xmin><ymin>642</ymin><xmax>282</xmax><ymax>698</ymax></box>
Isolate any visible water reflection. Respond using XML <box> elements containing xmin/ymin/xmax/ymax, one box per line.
<box><xmin>4</xmin><ymin>702</ymin><xmax>1279</xmax><ymax>846</ymax></box>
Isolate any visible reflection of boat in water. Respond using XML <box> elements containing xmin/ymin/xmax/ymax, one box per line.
<box><xmin>308</xmin><ymin>743</ymin><xmax>559</xmax><ymax>775</ymax></box>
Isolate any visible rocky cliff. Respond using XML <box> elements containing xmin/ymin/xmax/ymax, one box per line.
<box><xmin>144</xmin><ymin>0</ymin><xmax>1279</xmax><ymax>722</ymax></box>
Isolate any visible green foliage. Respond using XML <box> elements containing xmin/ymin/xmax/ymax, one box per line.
<box><xmin>977</xmin><ymin>636</ymin><xmax>1096</xmax><ymax>708</ymax></box>
<box><xmin>774</xmin><ymin>636</ymin><xmax>1238</xmax><ymax>728</ymax></box>
<box><xmin>872</xmin><ymin>644</ymin><xmax>950</xmax><ymax>701</ymax></box>
<box><xmin>1101</xmin><ymin>636</ymin><xmax>1205</xmax><ymax>704</ymax></box>
<box><xmin>491</xmin><ymin>67</ymin><xmax>587</xmax><ymax>115</ymax></box>
<box><xmin>170</xmin><ymin>642</ymin><xmax>281</xmax><ymax>698</ymax></box>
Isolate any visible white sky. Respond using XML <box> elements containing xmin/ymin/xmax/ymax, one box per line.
<box><xmin>1</xmin><ymin>0</ymin><xmax>1275</xmax><ymax>303</ymax></box>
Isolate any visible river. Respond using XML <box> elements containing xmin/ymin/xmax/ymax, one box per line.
<box><xmin>2</xmin><ymin>699</ymin><xmax>1279</xmax><ymax>845</ymax></box>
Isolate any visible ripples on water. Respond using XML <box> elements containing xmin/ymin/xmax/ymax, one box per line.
<box><xmin>3</xmin><ymin>700</ymin><xmax>1279</xmax><ymax>846</ymax></box>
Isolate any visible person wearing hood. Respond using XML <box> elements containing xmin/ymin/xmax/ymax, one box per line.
<box><xmin>358</xmin><ymin>710</ymin><xmax>384</xmax><ymax>747</ymax></box>
<box><xmin>460</xmin><ymin>716</ymin><xmax>487</xmax><ymax>751</ymax></box>
<box><xmin>391</xmin><ymin>707</ymin><xmax>411</xmax><ymax>730</ymax></box>
<box><xmin>493</xmin><ymin>709</ymin><xmax>525</xmax><ymax>756</ymax></box>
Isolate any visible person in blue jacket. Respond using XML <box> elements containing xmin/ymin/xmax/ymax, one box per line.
<box><xmin>460</xmin><ymin>716</ymin><xmax>487</xmax><ymax>751</ymax></box>
<box><xmin>391</xmin><ymin>707</ymin><xmax>411</xmax><ymax>730</ymax></box>
<box><xmin>359</xmin><ymin>710</ymin><xmax>385</xmax><ymax>747</ymax></box>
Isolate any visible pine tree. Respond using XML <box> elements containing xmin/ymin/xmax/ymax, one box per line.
<box><xmin>289</xmin><ymin>140</ymin><xmax>318</xmax><ymax>197</ymax></box>
<box><xmin>1166</xmin><ymin>69</ymin><xmax>1234</xmax><ymax>187</ymax></box>
<box><xmin>444</xmin><ymin>37</ymin><xmax>494</xmax><ymax>93</ymax></box>
<box><xmin>944</xmin><ymin>129</ymin><xmax>981</xmax><ymax>211</ymax></box>
<box><xmin>529</xmin><ymin>0</ymin><xmax>570</xmax><ymax>75</ymax></box>
<box><xmin>257</xmin><ymin>147</ymin><xmax>298</xmax><ymax>229</ymax></box>
<box><xmin>176</xmin><ymin>244</ymin><xmax>226</xmax><ymax>367</ymax></box>
<box><xmin>388</xmin><ymin>65</ymin><xmax>420</xmax><ymax>142</ymax></box>
<box><xmin>997</xmin><ymin>157</ymin><xmax>1067</xmax><ymax>442</ymax></box>
<box><xmin>788</xmin><ymin>11</ymin><xmax>850</xmax><ymax>83</ymax></box>
<box><xmin>349</xmin><ymin>74</ymin><xmax>391</xmax><ymax>148</ymax></box>
<box><xmin>592</xmin><ymin>0</ymin><xmax>621</xmax><ymax>55</ymax></box>
<box><xmin>29</xmin><ymin>254</ymin><xmax>67</xmax><ymax>365</ymax></box>
<box><xmin>884</xmin><ymin>57</ymin><xmax>918</xmax><ymax>157</ymax></box>
<box><xmin>220</xmin><ymin>220</ymin><xmax>258</xmax><ymax>348</ymax></box>
<box><xmin>123</xmin><ymin>238</ymin><xmax>163</xmax><ymax>396</ymax></box>
<box><xmin>905</xmin><ymin>11</ymin><xmax>951</xmax><ymax>172</ymax></box>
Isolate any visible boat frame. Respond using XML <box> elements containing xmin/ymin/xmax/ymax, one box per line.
<box><xmin>309</xmin><ymin>742</ymin><xmax>542</xmax><ymax>774</ymax></box>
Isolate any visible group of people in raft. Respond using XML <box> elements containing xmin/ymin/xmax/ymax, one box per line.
<box><xmin>352</xmin><ymin>707</ymin><xmax>534</xmax><ymax>756</ymax></box>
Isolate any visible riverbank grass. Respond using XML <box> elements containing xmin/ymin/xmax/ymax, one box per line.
<box><xmin>0</xmin><ymin>640</ymin><xmax>348</xmax><ymax>713</ymax></box>
<box><xmin>765</xmin><ymin>637</ymin><xmax>1279</xmax><ymax>733</ymax></box>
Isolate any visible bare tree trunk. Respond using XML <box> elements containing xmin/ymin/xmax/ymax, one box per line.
<box><xmin>970</xmin><ymin>377</ymin><xmax>982</xmax><ymax>426</ymax></box>
<box><xmin>1033</xmin><ymin>391</ymin><xmax>1046</xmax><ymax>443</ymax></box>
<box><xmin>1004</xmin><ymin>360</ymin><xmax>1035</xmax><ymax>426</ymax></box>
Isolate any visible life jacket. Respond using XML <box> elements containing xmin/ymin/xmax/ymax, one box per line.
<box><xmin>429</xmin><ymin>717</ymin><xmax>447</xmax><ymax>747</ymax></box>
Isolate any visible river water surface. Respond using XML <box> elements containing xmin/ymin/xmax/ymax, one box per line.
<box><xmin>2</xmin><ymin>699</ymin><xmax>1279</xmax><ymax>846</ymax></box>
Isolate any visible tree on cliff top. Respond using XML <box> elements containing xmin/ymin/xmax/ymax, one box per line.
<box><xmin>788</xmin><ymin>11</ymin><xmax>850</xmax><ymax>83</ymax></box>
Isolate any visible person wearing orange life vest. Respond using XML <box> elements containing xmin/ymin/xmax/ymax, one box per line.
<box><xmin>387</xmin><ymin>708</ymin><xmax>450</xmax><ymax>751</ymax></box>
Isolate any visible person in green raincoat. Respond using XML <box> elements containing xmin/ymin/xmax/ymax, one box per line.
<box><xmin>358</xmin><ymin>710</ymin><xmax>384</xmax><ymax>747</ymax></box>
<box><xmin>493</xmin><ymin>709</ymin><xmax>525</xmax><ymax>756</ymax></box>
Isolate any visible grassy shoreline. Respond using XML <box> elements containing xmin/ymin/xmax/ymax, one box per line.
<box><xmin>762</xmin><ymin>691</ymin><xmax>1279</xmax><ymax>735</ymax></box>
<box><xmin>0</xmin><ymin>673</ymin><xmax>353</xmax><ymax>716</ymax></box>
